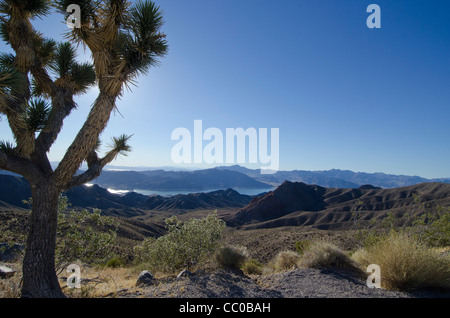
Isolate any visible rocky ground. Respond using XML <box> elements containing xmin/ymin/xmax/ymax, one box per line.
<box><xmin>119</xmin><ymin>267</ymin><xmax>449</xmax><ymax>299</ymax></box>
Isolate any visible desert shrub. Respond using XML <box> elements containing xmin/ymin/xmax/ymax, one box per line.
<box><xmin>294</xmin><ymin>240</ymin><xmax>311</xmax><ymax>255</ymax></box>
<box><xmin>242</xmin><ymin>258</ymin><xmax>264</xmax><ymax>275</ymax></box>
<box><xmin>411</xmin><ymin>205</ymin><xmax>450</xmax><ymax>247</ymax></box>
<box><xmin>273</xmin><ymin>250</ymin><xmax>301</xmax><ymax>272</ymax></box>
<box><xmin>56</xmin><ymin>207</ymin><xmax>118</xmax><ymax>272</ymax></box>
<box><xmin>134</xmin><ymin>212</ymin><xmax>225</xmax><ymax>273</ymax></box>
<box><xmin>106</xmin><ymin>256</ymin><xmax>125</xmax><ymax>268</ymax></box>
<box><xmin>353</xmin><ymin>229</ymin><xmax>388</xmax><ymax>249</ymax></box>
<box><xmin>352</xmin><ymin>231</ymin><xmax>450</xmax><ymax>291</ymax></box>
<box><xmin>299</xmin><ymin>242</ymin><xmax>361</xmax><ymax>274</ymax></box>
<box><xmin>352</xmin><ymin>194</ymin><xmax>450</xmax><ymax>249</ymax></box>
<box><xmin>214</xmin><ymin>245</ymin><xmax>249</xmax><ymax>269</ymax></box>
<box><xmin>23</xmin><ymin>196</ymin><xmax>118</xmax><ymax>273</ymax></box>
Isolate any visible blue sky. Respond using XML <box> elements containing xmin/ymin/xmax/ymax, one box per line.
<box><xmin>1</xmin><ymin>0</ymin><xmax>450</xmax><ymax>178</ymax></box>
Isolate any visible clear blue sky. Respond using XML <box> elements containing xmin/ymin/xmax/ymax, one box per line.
<box><xmin>1</xmin><ymin>0</ymin><xmax>450</xmax><ymax>178</ymax></box>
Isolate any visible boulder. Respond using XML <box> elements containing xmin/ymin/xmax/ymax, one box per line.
<box><xmin>136</xmin><ymin>270</ymin><xmax>156</xmax><ymax>287</ymax></box>
<box><xmin>0</xmin><ymin>265</ymin><xmax>16</xmax><ymax>279</ymax></box>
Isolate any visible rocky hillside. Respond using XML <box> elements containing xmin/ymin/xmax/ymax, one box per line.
<box><xmin>226</xmin><ymin>181</ymin><xmax>450</xmax><ymax>229</ymax></box>
<box><xmin>0</xmin><ymin>175</ymin><xmax>253</xmax><ymax>216</ymax></box>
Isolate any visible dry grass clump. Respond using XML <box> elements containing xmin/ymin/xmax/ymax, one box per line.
<box><xmin>2</xmin><ymin>263</ymin><xmax>138</xmax><ymax>298</ymax></box>
<box><xmin>272</xmin><ymin>250</ymin><xmax>301</xmax><ymax>272</ymax></box>
<box><xmin>62</xmin><ymin>266</ymin><xmax>138</xmax><ymax>298</ymax></box>
<box><xmin>299</xmin><ymin>241</ymin><xmax>362</xmax><ymax>275</ymax></box>
<box><xmin>241</xmin><ymin>258</ymin><xmax>264</xmax><ymax>275</ymax></box>
<box><xmin>352</xmin><ymin>231</ymin><xmax>450</xmax><ymax>291</ymax></box>
<box><xmin>213</xmin><ymin>245</ymin><xmax>249</xmax><ymax>269</ymax></box>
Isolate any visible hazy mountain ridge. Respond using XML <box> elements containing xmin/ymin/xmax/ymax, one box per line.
<box><xmin>3</xmin><ymin>166</ymin><xmax>449</xmax><ymax>190</ymax></box>
<box><xmin>91</xmin><ymin>168</ymin><xmax>271</xmax><ymax>190</ymax></box>
<box><xmin>216</xmin><ymin>165</ymin><xmax>450</xmax><ymax>188</ymax></box>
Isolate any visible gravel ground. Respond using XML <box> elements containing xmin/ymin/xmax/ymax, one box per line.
<box><xmin>127</xmin><ymin>268</ymin><xmax>449</xmax><ymax>299</ymax></box>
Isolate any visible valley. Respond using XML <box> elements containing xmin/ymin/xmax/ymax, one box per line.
<box><xmin>1</xmin><ymin>168</ymin><xmax>449</xmax><ymax>298</ymax></box>
<box><xmin>2</xmin><ymin>169</ymin><xmax>450</xmax><ymax>234</ymax></box>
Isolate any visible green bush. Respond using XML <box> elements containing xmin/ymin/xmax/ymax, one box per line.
<box><xmin>23</xmin><ymin>196</ymin><xmax>118</xmax><ymax>273</ymax></box>
<box><xmin>351</xmin><ymin>194</ymin><xmax>450</xmax><ymax>249</ymax></box>
<box><xmin>106</xmin><ymin>256</ymin><xmax>125</xmax><ymax>268</ymax></box>
<box><xmin>134</xmin><ymin>212</ymin><xmax>226</xmax><ymax>273</ymax></box>
<box><xmin>412</xmin><ymin>205</ymin><xmax>450</xmax><ymax>247</ymax></box>
<box><xmin>353</xmin><ymin>229</ymin><xmax>387</xmax><ymax>249</ymax></box>
<box><xmin>214</xmin><ymin>245</ymin><xmax>249</xmax><ymax>269</ymax></box>
<box><xmin>56</xmin><ymin>207</ymin><xmax>118</xmax><ymax>271</ymax></box>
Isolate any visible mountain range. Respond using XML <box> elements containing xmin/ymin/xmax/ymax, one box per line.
<box><xmin>2</xmin><ymin>173</ymin><xmax>450</xmax><ymax>231</ymax></box>
<box><xmin>215</xmin><ymin>165</ymin><xmax>450</xmax><ymax>189</ymax></box>
<box><xmin>225</xmin><ymin>180</ymin><xmax>450</xmax><ymax>230</ymax></box>
<box><xmin>91</xmin><ymin>166</ymin><xmax>450</xmax><ymax>190</ymax></box>
<box><xmin>90</xmin><ymin>168</ymin><xmax>271</xmax><ymax>191</ymax></box>
<box><xmin>0</xmin><ymin>175</ymin><xmax>254</xmax><ymax>217</ymax></box>
<box><xmin>2</xmin><ymin>166</ymin><xmax>449</xmax><ymax>191</ymax></box>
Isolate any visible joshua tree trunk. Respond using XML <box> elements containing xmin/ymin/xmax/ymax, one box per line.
<box><xmin>21</xmin><ymin>181</ymin><xmax>65</xmax><ymax>298</ymax></box>
<box><xmin>0</xmin><ymin>0</ymin><xmax>168</xmax><ymax>298</ymax></box>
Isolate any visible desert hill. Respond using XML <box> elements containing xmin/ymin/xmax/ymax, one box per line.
<box><xmin>145</xmin><ymin>189</ymin><xmax>253</xmax><ymax>211</ymax></box>
<box><xmin>226</xmin><ymin>181</ymin><xmax>450</xmax><ymax>230</ymax></box>
<box><xmin>0</xmin><ymin>175</ymin><xmax>253</xmax><ymax>216</ymax></box>
<box><xmin>2</xmin><ymin>174</ymin><xmax>450</xmax><ymax>231</ymax></box>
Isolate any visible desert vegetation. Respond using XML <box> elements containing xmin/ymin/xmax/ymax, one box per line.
<box><xmin>352</xmin><ymin>232</ymin><xmax>450</xmax><ymax>291</ymax></box>
<box><xmin>133</xmin><ymin>212</ymin><xmax>226</xmax><ymax>273</ymax></box>
<box><xmin>1</xmin><ymin>194</ymin><xmax>449</xmax><ymax>298</ymax></box>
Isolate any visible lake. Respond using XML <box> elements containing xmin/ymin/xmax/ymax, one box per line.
<box><xmin>107</xmin><ymin>187</ymin><xmax>274</xmax><ymax>197</ymax></box>
<box><xmin>84</xmin><ymin>183</ymin><xmax>275</xmax><ymax>196</ymax></box>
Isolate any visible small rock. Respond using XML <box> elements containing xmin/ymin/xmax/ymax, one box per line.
<box><xmin>177</xmin><ymin>269</ymin><xmax>193</xmax><ymax>279</ymax></box>
<box><xmin>0</xmin><ymin>265</ymin><xmax>16</xmax><ymax>279</ymax></box>
<box><xmin>136</xmin><ymin>270</ymin><xmax>156</xmax><ymax>287</ymax></box>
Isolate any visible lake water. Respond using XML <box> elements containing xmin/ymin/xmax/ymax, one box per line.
<box><xmin>133</xmin><ymin>187</ymin><xmax>274</xmax><ymax>197</ymax></box>
<box><xmin>108</xmin><ymin>187</ymin><xmax>274</xmax><ymax>197</ymax></box>
<box><xmin>85</xmin><ymin>183</ymin><xmax>275</xmax><ymax>196</ymax></box>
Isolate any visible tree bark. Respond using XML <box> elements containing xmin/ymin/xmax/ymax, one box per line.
<box><xmin>21</xmin><ymin>181</ymin><xmax>66</xmax><ymax>298</ymax></box>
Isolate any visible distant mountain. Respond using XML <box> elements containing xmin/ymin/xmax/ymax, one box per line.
<box><xmin>91</xmin><ymin>168</ymin><xmax>271</xmax><ymax>191</ymax></box>
<box><xmin>145</xmin><ymin>189</ymin><xmax>253</xmax><ymax>211</ymax></box>
<box><xmin>3</xmin><ymin>174</ymin><xmax>450</xmax><ymax>231</ymax></box>
<box><xmin>216</xmin><ymin>166</ymin><xmax>450</xmax><ymax>189</ymax></box>
<box><xmin>226</xmin><ymin>180</ymin><xmax>450</xmax><ymax>230</ymax></box>
<box><xmin>0</xmin><ymin>175</ymin><xmax>253</xmax><ymax>216</ymax></box>
<box><xmin>3</xmin><ymin>166</ymin><xmax>450</xmax><ymax>190</ymax></box>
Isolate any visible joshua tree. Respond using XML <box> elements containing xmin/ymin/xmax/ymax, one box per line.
<box><xmin>0</xmin><ymin>0</ymin><xmax>167</xmax><ymax>297</ymax></box>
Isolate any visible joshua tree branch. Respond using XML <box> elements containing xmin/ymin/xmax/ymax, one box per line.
<box><xmin>35</xmin><ymin>89</ymin><xmax>76</xmax><ymax>153</ymax></box>
<box><xmin>54</xmin><ymin>91</ymin><xmax>117</xmax><ymax>188</ymax></box>
<box><xmin>0</xmin><ymin>150</ymin><xmax>42</xmax><ymax>182</ymax></box>
<box><xmin>64</xmin><ymin>147</ymin><xmax>122</xmax><ymax>190</ymax></box>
